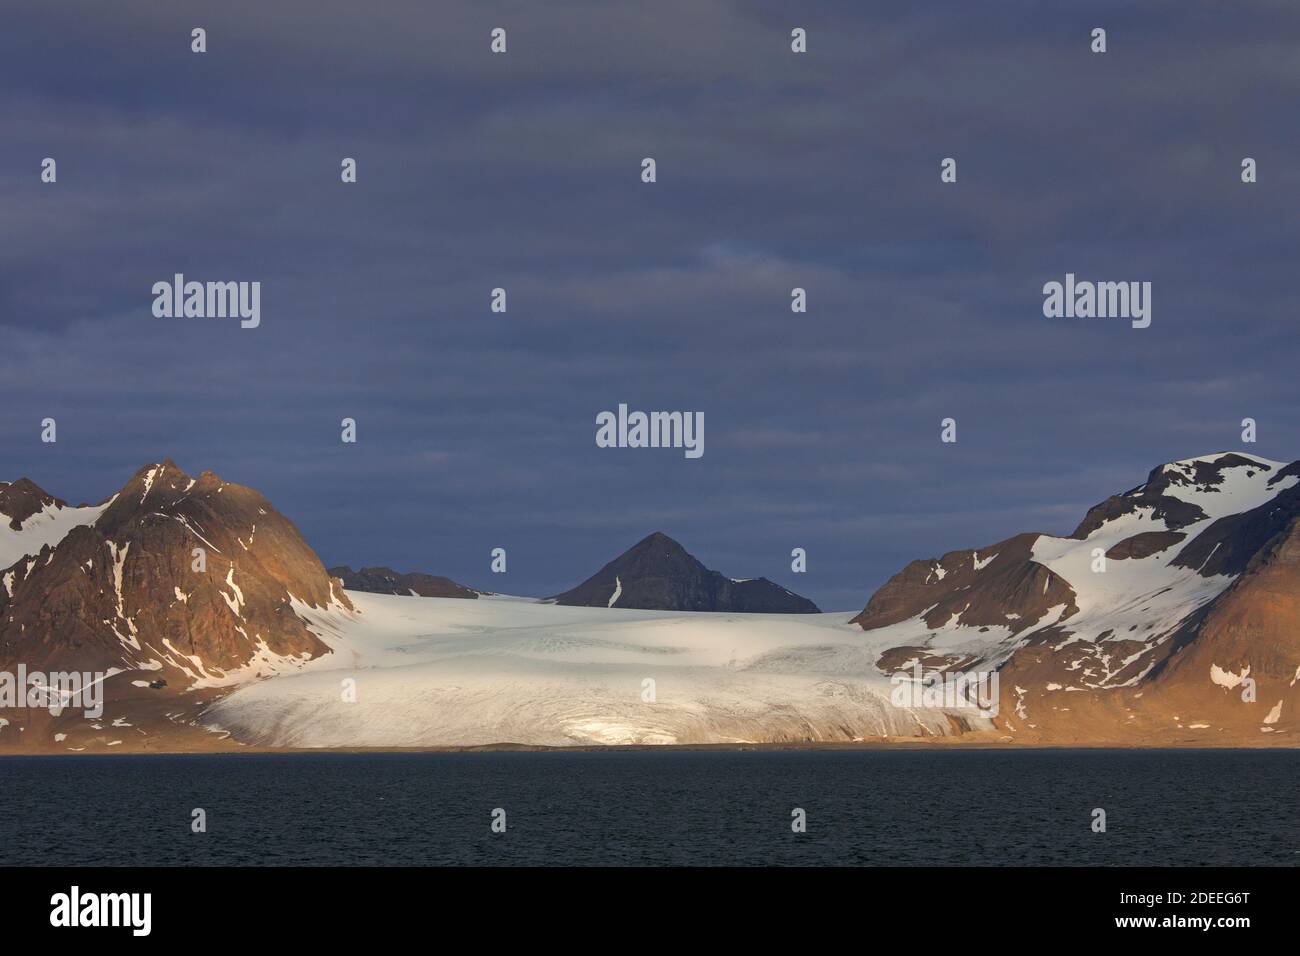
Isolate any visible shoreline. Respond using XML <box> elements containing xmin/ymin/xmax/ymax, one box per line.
<box><xmin>3</xmin><ymin>737</ymin><xmax>1298</xmax><ymax>756</ymax></box>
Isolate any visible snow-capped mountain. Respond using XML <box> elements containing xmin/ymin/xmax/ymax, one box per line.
<box><xmin>854</xmin><ymin>452</ymin><xmax>1300</xmax><ymax>742</ymax></box>
<box><xmin>329</xmin><ymin>565</ymin><xmax>481</xmax><ymax>600</ymax></box>
<box><xmin>2</xmin><ymin>453</ymin><xmax>1297</xmax><ymax>752</ymax></box>
<box><xmin>550</xmin><ymin>531</ymin><xmax>819</xmax><ymax>613</ymax></box>
<box><xmin>0</xmin><ymin>461</ymin><xmax>350</xmax><ymax>750</ymax></box>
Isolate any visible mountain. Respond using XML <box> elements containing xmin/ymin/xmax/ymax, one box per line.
<box><xmin>549</xmin><ymin>531</ymin><xmax>819</xmax><ymax>613</ymax></box>
<box><xmin>330</xmin><ymin>565</ymin><xmax>480</xmax><ymax>599</ymax></box>
<box><xmin>0</xmin><ymin>460</ymin><xmax>350</xmax><ymax>751</ymax></box>
<box><xmin>854</xmin><ymin>452</ymin><xmax>1300</xmax><ymax>742</ymax></box>
<box><xmin>5</xmin><ymin>452</ymin><xmax>1298</xmax><ymax>752</ymax></box>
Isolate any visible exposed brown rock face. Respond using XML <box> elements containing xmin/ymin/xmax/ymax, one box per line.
<box><xmin>0</xmin><ymin>461</ymin><xmax>350</xmax><ymax>749</ymax></box>
<box><xmin>1105</xmin><ymin>531</ymin><xmax>1186</xmax><ymax>560</ymax></box>
<box><xmin>1141</xmin><ymin>509</ymin><xmax>1300</xmax><ymax>733</ymax></box>
<box><xmin>330</xmin><ymin>566</ymin><xmax>480</xmax><ymax>599</ymax></box>
<box><xmin>850</xmin><ymin>533</ymin><xmax>1076</xmax><ymax>633</ymax></box>
<box><xmin>551</xmin><ymin>531</ymin><xmax>819</xmax><ymax>613</ymax></box>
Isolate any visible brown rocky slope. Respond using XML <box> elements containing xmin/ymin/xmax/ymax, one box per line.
<box><xmin>0</xmin><ymin>461</ymin><xmax>349</xmax><ymax>751</ymax></box>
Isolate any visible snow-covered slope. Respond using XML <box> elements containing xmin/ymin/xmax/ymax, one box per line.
<box><xmin>854</xmin><ymin>452</ymin><xmax>1300</xmax><ymax>740</ymax></box>
<box><xmin>0</xmin><ymin>486</ymin><xmax>110</xmax><ymax>573</ymax></box>
<box><xmin>854</xmin><ymin>454</ymin><xmax>1297</xmax><ymax>680</ymax></box>
<box><xmin>1025</xmin><ymin>455</ymin><xmax>1297</xmax><ymax>688</ymax></box>
<box><xmin>204</xmin><ymin>592</ymin><xmax>980</xmax><ymax>747</ymax></box>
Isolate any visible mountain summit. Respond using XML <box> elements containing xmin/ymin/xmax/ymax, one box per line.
<box><xmin>550</xmin><ymin>531</ymin><xmax>819</xmax><ymax>613</ymax></box>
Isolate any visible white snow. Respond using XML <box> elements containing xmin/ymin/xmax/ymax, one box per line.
<box><xmin>0</xmin><ymin>499</ymin><xmax>110</xmax><ymax>571</ymax></box>
<box><xmin>103</xmin><ymin>540</ymin><xmax>141</xmax><ymax>651</ymax></box>
<box><xmin>1211</xmin><ymin>663</ymin><xmax>1250</xmax><ymax>689</ymax></box>
<box><xmin>107</xmin><ymin>541</ymin><xmax>130</xmax><ymax>615</ymax></box>
<box><xmin>607</xmin><ymin>576</ymin><xmax>623</xmax><ymax>608</ymax></box>
<box><xmin>1157</xmin><ymin>454</ymin><xmax>1296</xmax><ymax>522</ymax></box>
<box><xmin>1018</xmin><ymin>454</ymin><xmax>1293</xmax><ymax>689</ymax></box>
<box><xmin>139</xmin><ymin>465</ymin><xmax>159</xmax><ymax>505</ymax></box>
<box><xmin>221</xmin><ymin>566</ymin><xmax>245</xmax><ymax>616</ymax></box>
<box><xmin>152</xmin><ymin>629</ymin><xmax>313</xmax><ymax>690</ymax></box>
<box><xmin>853</xmin><ymin>599</ymin><xmax>1066</xmax><ymax>678</ymax></box>
<box><xmin>203</xmin><ymin>592</ymin><xmax>989</xmax><ymax>748</ymax></box>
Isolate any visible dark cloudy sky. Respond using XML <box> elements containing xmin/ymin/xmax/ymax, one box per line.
<box><xmin>3</xmin><ymin>1</ymin><xmax>1298</xmax><ymax>610</ymax></box>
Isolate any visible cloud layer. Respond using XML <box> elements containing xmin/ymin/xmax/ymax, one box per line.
<box><xmin>2</xmin><ymin>1</ymin><xmax>1298</xmax><ymax>609</ymax></box>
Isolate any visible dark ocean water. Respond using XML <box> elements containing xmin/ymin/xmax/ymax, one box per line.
<box><xmin>0</xmin><ymin>750</ymin><xmax>1295</xmax><ymax>866</ymax></box>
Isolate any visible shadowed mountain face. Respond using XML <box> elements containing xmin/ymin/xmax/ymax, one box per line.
<box><xmin>329</xmin><ymin>566</ymin><xmax>480</xmax><ymax>599</ymax></box>
<box><xmin>550</xmin><ymin>532</ymin><xmax>819</xmax><ymax>613</ymax></box>
<box><xmin>852</xmin><ymin>531</ymin><xmax>1077</xmax><ymax>635</ymax></box>
<box><xmin>856</xmin><ymin>452</ymin><xmax>1300</xmax><ymax>742</ymax></box>
<box><xmin>0</xmin><ymin>478</ymin><xmax>63</xmax><ymax>531</ymax></box>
